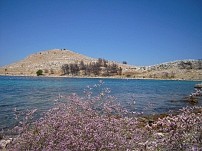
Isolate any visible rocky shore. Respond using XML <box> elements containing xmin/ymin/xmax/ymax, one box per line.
<box><xmin>0</xmin><ymin>138</ymin><xmax>12</xmax><ymax>150</ymax></box>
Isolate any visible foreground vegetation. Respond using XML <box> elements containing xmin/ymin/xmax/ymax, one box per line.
<box><xmin>6</xmin><ymin>81</ymin><xmax>202</xmax><ymax>150</ymax></box>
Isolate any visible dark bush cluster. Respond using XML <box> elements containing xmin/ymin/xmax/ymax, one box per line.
<box><xmin>61</xmin><ymin>59</ymin><xmax>122</xmax><ymax>76</ymax></box>
<box><xmin>122</xmin><ymin>61</ymin><xmax>127</xmax><ymax>64</ymax></box>
<box><xmin>36</xmin><ymin>70</ymin><xmax>43</xmax><ymax>76</ymax></box>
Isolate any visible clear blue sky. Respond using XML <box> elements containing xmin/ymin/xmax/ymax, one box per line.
<box><xmin>0</xmin><ymin>0</ymin><xmax>201</xmax><ymax>66</ymax></box>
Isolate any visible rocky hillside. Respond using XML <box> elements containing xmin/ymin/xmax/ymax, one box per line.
<box><xmin>0</xmin><ymin>49</ymin><xmax>136</xmax><ymax>76</ymax></box>
<box><xmin>143</xmin><ymin>60</ymin><xmax>202</xmax><ymax>70</ymax></box>
<box><xmin>0</xmin><ymin>49</ymin><xmax>201</xmax><ymax>80</ymax></box>
<box><xmin>0</xmin><ymin>49</ymin><xmax>98</xmax><ymax>75</ymax></box>
<box><xmin>132</xmin><ymin>60</ymin><xmax>202</xmax><ymax>80</ymax></box>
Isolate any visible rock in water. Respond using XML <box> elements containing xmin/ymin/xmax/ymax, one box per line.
<box><xmin>194</xmin><ymin>83</ymin><xmax>202</xmax><ymax>89</ymax></box>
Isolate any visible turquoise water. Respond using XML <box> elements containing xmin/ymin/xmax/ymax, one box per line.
<box><xmin>0</xmin><ymin>76</ymin><xmax>201</xmax><ymax>130</ymax></box>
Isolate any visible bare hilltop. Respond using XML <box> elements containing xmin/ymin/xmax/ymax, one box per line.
<box><xmin>0</xmin><ymin>49</ymin><xmax>201</xmax><ymax>80</ymax></box>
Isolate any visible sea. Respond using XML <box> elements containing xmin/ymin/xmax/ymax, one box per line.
<box><xmin>0</xmin><ymin>76</ymin><xmax>201</xmax><ymax>131</ymax></box>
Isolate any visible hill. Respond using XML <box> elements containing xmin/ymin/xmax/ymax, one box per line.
<box><xmin>0</xmin><ymin>49</ymin><xmax>96</xmax><ymax>75</ymax></box>
<box><xmin>133</xmin><ymin>60</ymin><xmax>202</xmax><ymax>80</ymax></box>
<box><xmin>0</xmin><ymin>49</ymin><xmax>201</xmax><ymax>80</ymax></box>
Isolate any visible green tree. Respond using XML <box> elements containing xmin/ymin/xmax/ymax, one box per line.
<box><xmin>79</xmin><ymin>61</ymin><xmax>86</xmax><ymax>70</ymax></box>
<box><xmin>70</xmin><ymin>63</ymin><xmax>79</xmax><ymax>75</ymax></box>
<box><xmin>118</xmin><ymin>67</ymin><xmax>122</xmax><ymax>75</ymax></box>
<box><xmin>61</xmin><ymin>64</ymin><xmax>70</xmax><ymax>75</ymax></box>
<box><xmin>36</xmin><ymin>70</ymin><xmax>43</xmax><ymax>76</ymax></box>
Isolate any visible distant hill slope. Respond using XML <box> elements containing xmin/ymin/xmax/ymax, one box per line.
<box><xmin>0</xmin><ymin>49</ymin><xmax>136</xmax><ymax>75</ymax></box>
<box><xmin>0</xmin><ymin>49</ymin><xmax>201</xmax><ymax>80</ymax></box>
<box><xmin>134</xmin><ymin>60</ymin><xmax>202</xmax><ymax>80</ymax></box>
<box><xmin>0</xmin><ymin>49</ymin><xmax>96</xmax><ymax>75</ymax></box>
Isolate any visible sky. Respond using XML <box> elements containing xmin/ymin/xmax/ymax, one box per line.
<box><xmin>0</xmin><ymin>0</ymin><xmax>201</xmax><ymax>66</ymax></box>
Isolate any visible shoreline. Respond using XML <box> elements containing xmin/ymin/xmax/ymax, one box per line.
<box><xmin>1</xmin><ymin>106</ymin><xmax>202</xmax><ymax>150</ymax></box>
<box><xmin>0</xmin><ymin>74</ymin><xmax>202</xmax><ymax>82</ymax></box>
<box><xmin>1</xmin><ymin>74</ymin><xmax>201</xmax><ymax>149</ymax></box>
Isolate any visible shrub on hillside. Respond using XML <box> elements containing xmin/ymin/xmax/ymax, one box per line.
<box><xmin>122</xmin><ymin>61</ymin><xmax>127</xmax><ymax>64</ymax></box>
<box><xmin>36</xmin><ymin>70</ymin><xmax>43</xmax><ymax>76</ymax></box>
